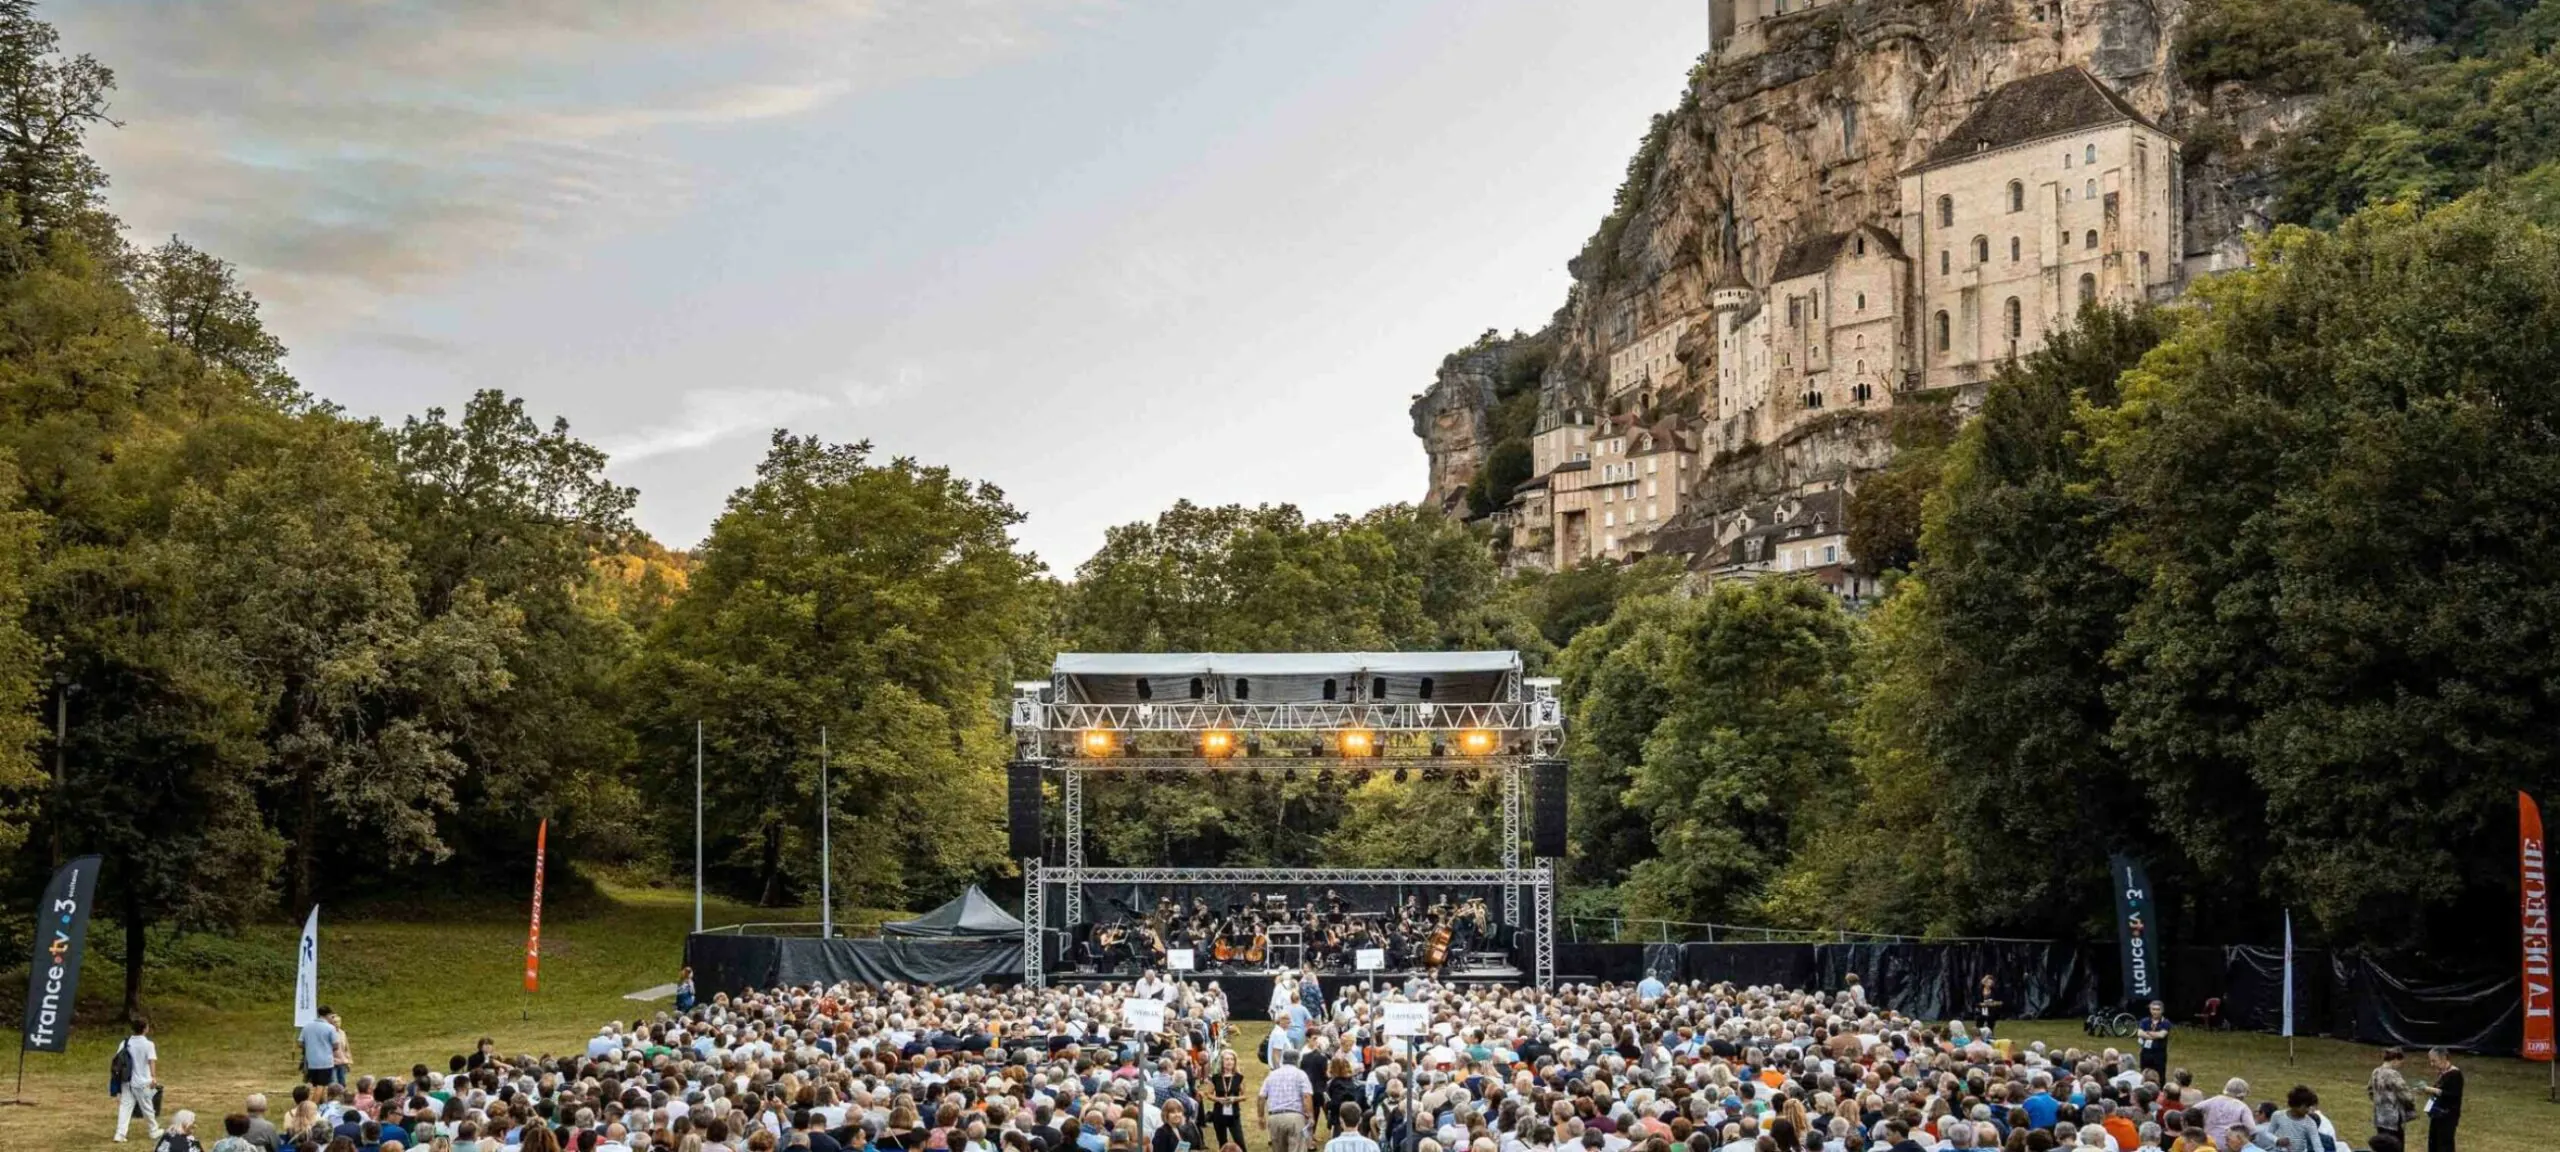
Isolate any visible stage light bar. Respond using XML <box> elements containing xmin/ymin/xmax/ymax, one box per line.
<box><xmin>1080</xmin><ymin>729</ymin><xmax>1117</xmax><ymax>757</ymax></box>
<box><xmin>1200</xmin><ymin>729</ymin><xmax>1237</xmax><ymax>758</ymax></box>
<box><xmin>1458</xmin><ymin>729</ymin><xmax>1497</xmax><ymax>756</ymax></box>
<box><xmin>1338</xmin><ymin>728</ymin><xmax>1378</xmax><ymax>757</ymax></box>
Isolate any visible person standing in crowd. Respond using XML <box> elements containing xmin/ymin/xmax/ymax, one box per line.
<box><xmin>1204</xmin><ymin>1051</ymin><xmax>1245</xmax><ymax>1151</ymax></box>
<box><xmin>1972</xmin><ymin>975</ymin><xmax>2001</xmax><ymax>1039</ymax></box>
<box><xmin>2197</xmin><ymin>1080</ymin><xmax>2251</xmax><ymax>1148</ymax></box>
<box><xmin>114</xmin><ymin>1016</ymin><xmax>162</xmax><ymax>1143</ymax></box>
<box><xmin>2136</xmin><ymin>1001</ymin><xmax>2172</xmax><ymax>1080</ymax></box>
<box><xmin>1636</xmin><ymin>970</ymin><xmax>1667</xmax><ymax>1004</ymax></box>
<box><xmin>2418</xmin><ymin>1048</ymin><xmax>2462</xmax><ymax>1152</ymax></box>
<box><xmin>1324</xmin><ymin>1104</ymin><xmax>1378</xmax><ymax>1152</ymax></box>
<box><xmin>2257</xmin><ymin>1088</ymin><xmax>2324</xmax><ymax>1152</ymax></box>
<box><xmin>298</xmin><ymin>1006</ymin><xmax>338</xmax><ymax>1089</ymax></box>
<box><xmin>1150</xmin><ymin>1099</ymin><xmax>1199</xmax><ymax>1152</ymax></box>
<box><xmin>675</xmin><ymin>967</ymin><xmax>697</xmax><ymax>1013</ymax></box>
<box><xmin>2368</xmin><ymin>1048</ymin><xmax>2413</xmax><ymax>1148</ymax></box>
<box><xmin>1257</xmin><ymin>1046</ymin><xmax>1317</xmax><ymax>1152</ymax></box>
<box><xmin>329</xmin><ymin>1010</ymin><xmax>353</xmax><ymax>1086</ymax></box>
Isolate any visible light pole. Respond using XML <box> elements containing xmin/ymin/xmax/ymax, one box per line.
<box><xmin>693</xmin><ymin>720</ymin><xmax>704</xmax><ymax>934</ymax></box>
<box><xmin>820</xmin><ymin>726</ymin><xmax>832</xmax><ymax>938</ymax></box>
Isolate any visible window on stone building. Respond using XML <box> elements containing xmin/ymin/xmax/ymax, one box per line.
<box><xmin>1855</xmin><ymin>291</ymin><xmax>1866</xmax><ymax>310</ymax></box>
<box><xmin>2010</xmin><ymin>236</ymin><xmax>2021</xmax><ymax>262</ymax></box>
<box><xmin>1940</xmin><ymin>250</ymin><xmax>1950</xmax><ymax>276</ymax></box>
<box><xmin>2003</xmin><ymin>296</ymin><xmax>2022</xmax><ymax>342</ymax></box>
<box><xmin>1972</xmin><ymin>235</ymin><xmax>1989</xmax><ymax>265</ymax></box>
<box><xmin>1935</xmin><ymin>310</ymin><xmax>1950</xmax><ymax>352</ymax></box>
<box><xmin>2008</xmin><ymin>181</ymin><xmax>2024</xmax><ymax>212</ymax></box>
<box><xmin>2079</xmin><ymin>273</ymin><xmax>2097</xmax><ymax>306</ymax></box>
<box><xmin>2086</xmin><ymin>178</ymin><xmax>2098</xmax><ymax>200</ymax></box>
<box><xmin>1854</xmin><ymin>234</ymin><xmax>1866</xmax><ymax>256</ymax></box>
<box><xmin>2086</xmin><ymin>143</ymin><xmax>2098</xmax><ymax>165</ymax></box>
<box><xmin>2085</xmin><ymin>229</ymin><xmax>2099</xmax><ymax>250</ymax></box>
<box><xmin>1938</xmin><ymin>195</ymin><xmax>1953</xmax><ymax>228</ymax></box>
<box><xmin>2141</xmin><ymin>251</ymin><xmax>2152</xmax><ymax>278</ymax></box>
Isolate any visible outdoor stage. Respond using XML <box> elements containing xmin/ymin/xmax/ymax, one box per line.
<box><xmin>1049</xmin><ymin>967</ymin><xmax>1525</xmax><ymax>1021</ymax></box>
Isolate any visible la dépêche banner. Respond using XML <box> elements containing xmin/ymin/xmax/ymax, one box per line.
<box><xmin>2111</xmin><ymin>853</ymin><xmax>2161</xmax><ymax>1007</ymax></box>
<box><xmin>21</xmin><ymin>854</ymin><xmax>102</xmax><ymax>1053</ymax></box>
<box><xmin>2523</xmin><ymin>791</ymin><xmax>2552</xmax><ymax>1062</ymax></box>
<box><xmin>525</xmin><ymin>818</ymin><xmax>546</xmax><ymax>994</ymax></box>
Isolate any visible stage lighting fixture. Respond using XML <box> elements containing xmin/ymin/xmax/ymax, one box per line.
<box><xmin>1200</xmin><ymin>729</ymin><xmax>1237</xmax><ymax>759</ymax></box>
<box><xmin>1458</xmin><ymin>729</ymin><xmax>1497</xmax><ymax>757</ymax></box>
<box><xmin>1392</xmin><ymin>766</ymin><xmax>1409</xmax><ymax>784</ymax></box>
<box><xmin>1286</xmin><ymin>765</ymin><xmax>1301</xmax><ymax>782</ymax></box>
<box><xmin>1429</xmin><ymin>738</ymin><xmax>1448</xmax><ymax>757</ymax></box>
<box><xmin>1316</xmin><ymin>767</ymin><xmax>1334</xmax><ymax>787</ymax></box>
<box><xmin>1338</xmin><ymin>728</ymin><xmax>1377</xmax><ymax>758</ymax></box>
<box><xmin>1355</xmin><ymin>768</ymin><xmax>1373</xmax><ymax>786</ymax></box>
<box><xmin>1080</xmin><ymin>729</ymin><xmax>1116</xmax><ymax>757</ymax></box>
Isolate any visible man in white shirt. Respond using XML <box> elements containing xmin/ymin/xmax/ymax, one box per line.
<box><xmin>114</xmin><ymin>1017</ymin><xmax>161</xmax><ymax>1142</ymax></box>
<box><xmin>1323</xmin><ymin>1103</ymin><xmax>1380</xmax><ymax>1152</ymax></box>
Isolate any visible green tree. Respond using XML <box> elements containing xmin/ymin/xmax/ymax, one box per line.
<box><xmin>631</xmin><ymin>433</ymin><xmax>1044</xmax><ymax>908</ymax></box>
<box><xmin>2099</xmin><ymin>200</ymin><xmax>2560</xmax><ymax>952</ymax></box>
<box><xmin>0</xmin><ymin>0</ymin><xmax>118</xmax><ymax>245</ymax></box>
<box><xmin>1615</xmin><ymin>579</ymin><xmax>1859</xmax><ymax>924</ymax></box>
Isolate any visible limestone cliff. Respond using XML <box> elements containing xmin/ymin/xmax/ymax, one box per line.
<box><xmin>1412</xmin><ymin>0</ymin><xmax>2288</xmax><ymax>565</ymax></box>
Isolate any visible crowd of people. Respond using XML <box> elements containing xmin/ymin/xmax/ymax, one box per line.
<box><xmin>113</xmin><ymin>972</ymin><xmax>2468</xmax><ymax>1152</ymax></box>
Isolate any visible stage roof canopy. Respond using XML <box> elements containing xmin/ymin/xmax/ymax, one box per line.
<box><xmin>1048</xmin><ymin>651</ymin><xmax>1522</xmax><ymax>706</ymax></box>
<box><xmin>881</xmin><ymin>885</ymin><xmax>1025</xmax><ymax>939</ymax></box>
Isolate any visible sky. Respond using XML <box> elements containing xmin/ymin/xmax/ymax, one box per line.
<box><xmin>56</xmin><ymin>0</ymin><xmax>1713</xmax><ymax>572</ymax></box>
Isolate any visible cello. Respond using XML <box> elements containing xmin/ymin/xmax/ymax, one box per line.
<box><xmin>1422</xmin><ymin>918</ymin><xmax>1453</xmax><ymax>969</ymax></box>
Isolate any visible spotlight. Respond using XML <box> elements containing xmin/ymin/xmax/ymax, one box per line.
<box><xmin>1458</xmin><ymin>729</ymin><xmax>1498</xmax><ymax>757</ymax></box>
<box><xmin>1286</xmin><ymin>764</ymin><xmax>1300</xmax><ymax>782</ymax></box>
<box><xmin>1338</xmin><ymin>729</ymin><xmax>1377</xmax><ymax>758</ymax></box>
<box><xmin>1392</xmin><ymin>766</ymin><xmax>1409</xmax><ymax>784</ymax></box>
<box><xmin>1355</xmin><ymin>767</ymin><xmax>1374</xmax><ymax>786</ymax></box>
<box><xmin>1200</xmin><ymin>729</ymin><xmax>1237</xmax><ymax>759</ymax></box>
<box><xmin>1317</xmin><ymin>767</ymin><xmax>1334</xmax><ymax>787</ymax></box>
<box><xmin>1080</xmin><ymin>729</ymin><xmax>1116</xmax><ymax>757</ymax></box>
<box><xmin>1430</xmin><ymin>738</ymin><xmax>1448</xmax><ymax>758</ymax></box>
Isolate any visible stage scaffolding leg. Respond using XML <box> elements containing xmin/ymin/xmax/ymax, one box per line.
<box><xmin>1534</xmin><ymin>857</ymin><xmax>1555</xmax><ymax>991</ymax></box>
<box><xmin>1501</xmin><ymin>762</ymin><xmax>1522</xmax><ymax>928</ymax></box>
<box><xmin>1022</xmin><ymin>857</ymin><xmax>1046</xmax><ymax>988</ymax></box>
<box><xmin>1062</xmin><ymin>769</ymin><xmax>1085</xmax><ymax>929</ymax></box>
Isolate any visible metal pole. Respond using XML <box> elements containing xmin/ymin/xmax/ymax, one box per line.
<box><xmin>693</xmin><ymin>720</ymin><xmax>704</xmax><ymax>934</ymax></box>
<box><xmin>820</xmin><ymin>727</ymin><xmax>832</xmax><ymax>938</ymax></box>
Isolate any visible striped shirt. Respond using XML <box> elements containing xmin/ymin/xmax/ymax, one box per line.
<box><xmin>1260</xmin><ymin>1064</ymin><xmax>1316</xmax><ymax>1115</ymax></box>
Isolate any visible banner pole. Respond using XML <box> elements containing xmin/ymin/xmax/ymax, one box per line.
<box><xmin>3</xmin><ymin>1044</ymin><xmax>29</xmax><ymax>1107</ymax></box>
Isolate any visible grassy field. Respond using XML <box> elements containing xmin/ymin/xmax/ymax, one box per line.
<box><xmin>8</xmin><ymin>895</ymin><xmax>2555</xmax><ymax>1152</ymax></box>
<box><xmin>0</xmin><ymin>881</ymin><xmax>842</xmax><ymax>1152</ymax></box>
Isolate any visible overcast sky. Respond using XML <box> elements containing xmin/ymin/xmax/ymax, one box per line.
<box><xmin>58</xmin><ymin>0</ymin><xmax>1711</xmax><ymax>572</ymax></box>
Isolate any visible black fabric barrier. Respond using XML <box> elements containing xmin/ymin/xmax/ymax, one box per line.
<box><xmin>1676</xmin><ymin>942</ymin><xmax>2102</xmax><ymax>1020</ymax></box>
<box><xmin>684</xmin><ymin>935</ymin><xmax>1022</xmax><ymax>997</ymax></box>
<box><xmin>1554</xmin><ymin>943</ymin><xmax>1652</xmax><ymax>983</ymax></box>
<box><xmin>2333</xmin><ymin>954</ymin><xmax>2521</xmax><ymax>1055</ymax></box>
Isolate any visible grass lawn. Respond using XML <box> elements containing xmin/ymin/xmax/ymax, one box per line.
<box><xmin>0</xmin><ymin>880</ymin><xmax>852</xmax><ymax>1152</ymax></box>
<box><xmin>1998</xmin><ymin>1021</ymin><xmax>2553</xmax><ymax>1152</ymax></box>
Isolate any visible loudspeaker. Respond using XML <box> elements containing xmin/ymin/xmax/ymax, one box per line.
<box><xmin>1007</xmin><ymin>761</ymin><xmax>1042</xmax><ymax>860</ymax></box>
<box><xmin>1531</xmin><ymin>758</ymin><xmax>1568</xmax><ymax>858</ymax></box>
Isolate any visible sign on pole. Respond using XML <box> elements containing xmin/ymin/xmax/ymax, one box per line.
<box><xmin>294</xmin><ymin>906</ymin><xmax>320</xmax><ymax>1028</ymax></box>
<box><xmin>2110</xmin><ymin>854</ymin><xmax>2161</xmax><ymax>1006</ymax></box>
<box><xmin>1381</xmin><ymin>1002</ymin><xmax>1429</xmax><ymax>1038</ymax></box>
<box><xmin>19</xmin><ymin>855</ymin><xmax>101</xmax><ymax>1053</ymax></box>
<box><xmin>525</xmin><ymin>819</ymin><xmax>547</xmax><ymax>994</ymax></box>
<box><xmin>1121</xmin><ymin>997</ymin><xmax>1167</xmax><ymax>1034</ymax></box>
<box><xmin>1356</xmin><ymin>948</ymin><xmax>1386</xmax><ymax>972</ymax></box>
<box><xmin>1167</xmin><ymin>949</ymin><xmax>1195</xmax><ymax>972</ymax></box>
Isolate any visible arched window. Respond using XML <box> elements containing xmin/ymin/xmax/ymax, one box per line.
<box><xmin>2003</xmin><ymin>297</ymin><xmax>2022</xmax><ymax>342</ymax></box>
<box><xmin>1853</xmin><ymin>234</ymin><xmax>1866</xmax><ymax>256</ymax></box>
<box><xmin>2085</xmin><ymin>178</ymin><xmax>2098</xmax><ymax>200</ymax></box>
<box><xmin>2079</xmin><ymin>273</ymin><xmax>2097</xmax><ymax>306</ymax></box>
<box><xmin>2010</xmin><ymin>236</ymin><xmax>2021</xmax><ymax>262</ymax></box>
<box><xmin>2008</xmin><ymin>181</ymin><xmax>2025</xmax><ymax>213</ymax></box>
<box><xmin>2085</xmin><ymin>229</ymin><xmax>2099</xmax><ymax>250</ymax></box>
<box><xmin>2085</xmin><ymin>143</ymin><xmax>2098</xmax><ymax>165</ymax></box>
<box><xmin>1855</xmin><ymin>291</ymin><xmax>1866</xmax><ymax>311</ymax></box>
<box><xmin>1940</xmin><ymin>250</ymin><xmax>1950</xmax><ymax>276</ymax></box>
<box><xmin>1934</xmin><ymin>310</ymin><xmax>1951</xmax><ymax>352</ymax></box>
<box><xmin>1972</xmin><ymin>235</ymin><xmax>1989</xmax><ymax>264</ymax></box>
<box><xmin>1938</xmin><ymin>195</ymin><xmax>1954</xmax><ymax>228</ymax></box>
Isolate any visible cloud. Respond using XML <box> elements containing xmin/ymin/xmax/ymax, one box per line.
<box><xmin>60</xmin><ymin>0</ymin><xmax>1094</xmax><ymax>321</ymax></box>
<box><xmin>604</xmin><ymin>367</ymin><xmax>925</xmax><ymax>463</ymax></box>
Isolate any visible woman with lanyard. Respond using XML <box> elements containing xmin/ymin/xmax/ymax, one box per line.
<box><xmin>1204</xmin><ymin>1050</ymin><xmax>1247</xmax><ymax>1151</ymax></box>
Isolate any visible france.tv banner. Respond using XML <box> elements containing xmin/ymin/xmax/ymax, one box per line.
<box><xmin>21</xmin><ymin>854</ymin><xmax>102</xmax><ymax>1053</ymax></box>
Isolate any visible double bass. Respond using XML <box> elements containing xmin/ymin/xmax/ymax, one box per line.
<box><xmin>1422</xmin><ymin>918</ymin><xmax>1453</xmax><ymax>969</ymax></box>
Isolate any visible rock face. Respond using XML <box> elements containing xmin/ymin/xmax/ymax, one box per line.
<box><xmin>1411</xmin><ymin>0</ymin><xmax>2280</xmax><ymax>567</ymax></box>
<box><xmin>1409</xmin><ymin>333</ymin><xmax>1546</xmax><ymax>516</ymax></box>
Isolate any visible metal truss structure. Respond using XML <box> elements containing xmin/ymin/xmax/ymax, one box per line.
<box><xmin>1012</xmin><ymin>675</ymin><xmax>1562</xmax><ymax>990</ymax></box>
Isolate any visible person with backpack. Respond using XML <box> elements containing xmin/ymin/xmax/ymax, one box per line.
<box><xmin>113</xmin><ymin>1016</ymin><xmax>163</xmax><ymax>1142</ymax></box>
<box><xmin>675</xmin><ymin>968</ymin><xmax>697</xmax><ymax>1014</ymax></box>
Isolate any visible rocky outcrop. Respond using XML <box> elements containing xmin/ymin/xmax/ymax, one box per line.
<box><xmin>1413</xmin><ymin>0</ymin><xmax>2301</xmax><ymax>567</ymax></box>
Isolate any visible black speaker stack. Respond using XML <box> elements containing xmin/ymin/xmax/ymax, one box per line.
<box><xmin>1531</xmin><ymin>757</ymin><xmax>1567</xmax><ymax>858</ymax></box>
<box><xmin>1006</xmin><ymin>760</ymin><xmax>1042</xmax><ymax>860</ymax></box>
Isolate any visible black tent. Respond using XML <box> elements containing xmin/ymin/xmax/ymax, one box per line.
<box><xmin>881</xmin><ymin>886</ymin><xmax>1026</xmax><ymax>939</ymax></box>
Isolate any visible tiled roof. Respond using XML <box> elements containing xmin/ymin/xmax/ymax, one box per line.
<box><xmin>1909</xmin><ymin>67</ymin><xmax>2162</xmax><ymax>173</ymax></box>
<box><xmin>1771</xmin><ymin>224</ymin><xmax>1907</xmax><ymax>283</ymax></box>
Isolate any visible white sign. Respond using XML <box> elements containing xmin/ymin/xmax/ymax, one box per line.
<box><xmin>1381</xmin><ymin>1002</ymin><xmax>1430</xmax><ymax>1038</ymax></box>
<box><xmin>1355</xmin><ymin>948</ymin><xmax>1386</xmax><ymax>972</ymax></box>
<box><xmin>293</xmin><ymin>905</ymin><xmax>320</xmax><ymax>1028</ymax></box>
<box><xmin>1167</xmin><ymin>948</ymin><xmax>1195</xmax><ymax>971</ymax></box>
<box><xmin>1122</xmin><ymin>997</ymin><xmax>1168</xmax><ymax>1034</ymax></box>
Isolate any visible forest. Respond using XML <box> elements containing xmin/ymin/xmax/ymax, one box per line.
<box><xmin>0</xmin><ymin>0</ymin><xmax>2558</xmax><ymax>1012</ymax></box>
